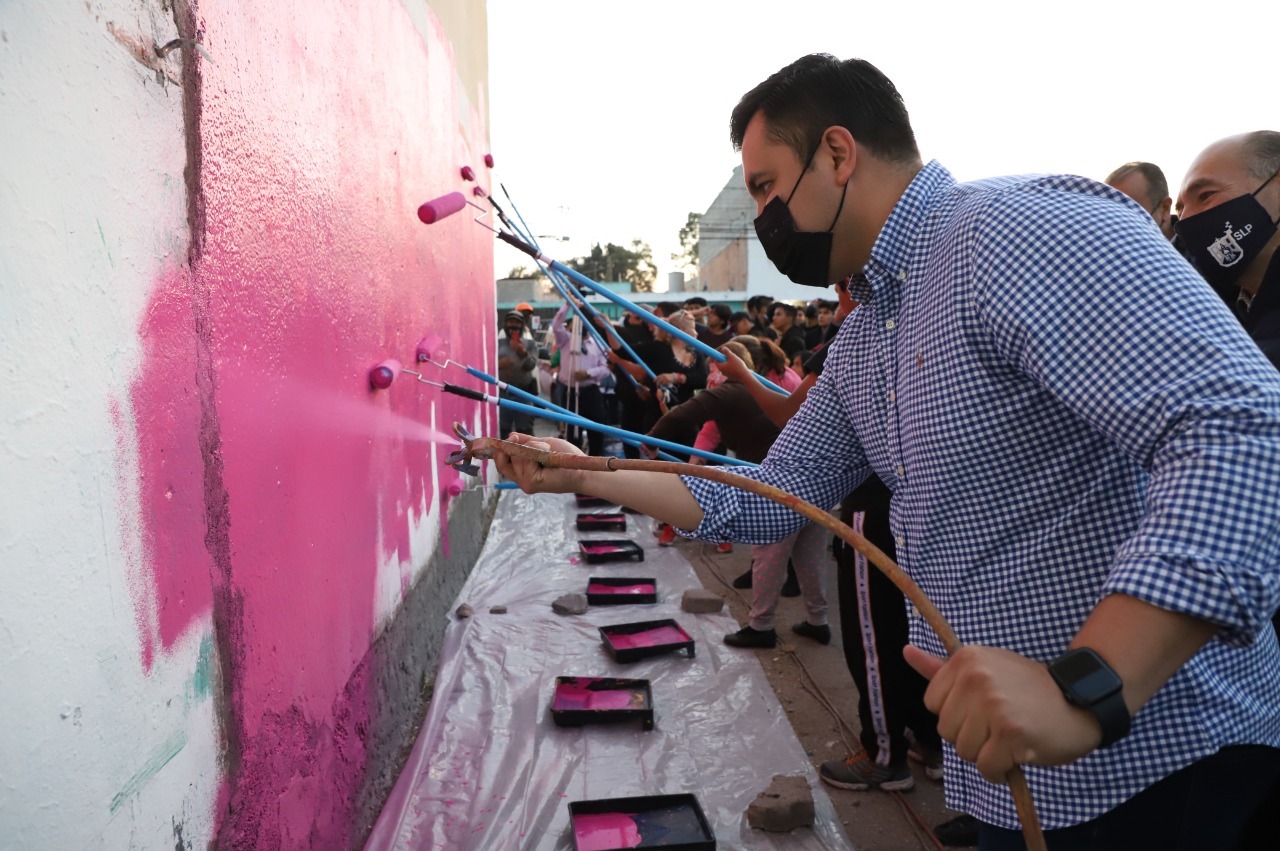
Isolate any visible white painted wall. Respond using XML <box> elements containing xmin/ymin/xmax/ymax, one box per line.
<box><xmin>0</xmin><ymin>2</ymin><xmax>220</xmax><ymax>847</ymax></box>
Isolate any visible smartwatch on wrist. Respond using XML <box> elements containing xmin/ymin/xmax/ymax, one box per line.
<box><xmin>1047</xmin><ymin>648</ymin><xmax>1130</xmax><ymax>748</ymax></box>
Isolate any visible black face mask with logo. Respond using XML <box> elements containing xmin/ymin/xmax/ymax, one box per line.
<box><xmin>1175</xmin><ymin>169</ymin><xmax>1280</xmax><ymax>289</ymax></box>
<box><xmin>753</xmin><ymin>143</ymin><xmax>848</xmax><ymax>288</ymax></box>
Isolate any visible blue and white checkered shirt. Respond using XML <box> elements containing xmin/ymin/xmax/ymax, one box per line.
<box><xmin>682</xmin><ymin>161</ymin><xmax>1280</xmax><ymax>829</ymax></box>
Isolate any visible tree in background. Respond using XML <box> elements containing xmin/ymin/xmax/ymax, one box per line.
<box><xmin>672</xmin><ymin>212</ymin><xmax>701</xmax><ymax>277</ymax></box>
<box><xmin>567</xmin><ymin>241</ymin><xmax>657</xmax><ymax>292</ymax></box>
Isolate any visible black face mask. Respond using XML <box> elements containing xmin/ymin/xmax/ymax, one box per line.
<box><xmin>1175</xmin><ymin>169</ymin><xmax>1280</xmax><ymax>289</ymax></box>
<box><xmin>753</xmin><ymin>144</ymin><xmax>848</xmax><ymax>288</ymax></box>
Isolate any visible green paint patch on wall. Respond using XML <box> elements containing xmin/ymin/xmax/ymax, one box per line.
<box><xmin>109</xmin><ymin>729</ymin><xmax>187</xmax><ymax>815</ymax></box>
<box><xmin>191</xmin><ymin>633</ymin><xmax>213</xmax><ymax>701</ymax></box>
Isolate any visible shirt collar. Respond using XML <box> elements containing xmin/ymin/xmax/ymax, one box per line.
<box><xmin>863</xmin><ymin>159</ymin><xmax>956</xmax><ymax>286</ymax></box>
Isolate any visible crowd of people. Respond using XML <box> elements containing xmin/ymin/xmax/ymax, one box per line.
<box><xmin>493</xmin><ymin>53</ymin><xmax>1280</xmax><ymax>851</ymax></box>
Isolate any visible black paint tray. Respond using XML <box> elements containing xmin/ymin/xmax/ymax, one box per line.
<box><xmin>575</xmin><ymin>493</ymin><xmax>615</xmax><ymax>508</ymax></box>
<box><xmin>599</xmin><ymin>619</ymin><xmax>695</xmax><ymax>663</ymax></box>
<box><xmin>586</xmin><ymin>577</ymin><xmax>657</xmax><ymax>606</ymax></box>
<box><xmin>551</xmin><ymin>676</ymin><xmax>654</xmax><ymax>731</ymax></box>
<box><xmin>576</xmin><ymin>512</ymin><xmax>628</xmax><ymax>532</ymax></box>
<box><xmin>579</xmin><ymin>539</ymin><xmax>644</xmax><ymax>564</ymax></box>
<box><xmin>569</xmin><ymin>793</ymin><xmax>715</xmax><ymax>850</ymax></box>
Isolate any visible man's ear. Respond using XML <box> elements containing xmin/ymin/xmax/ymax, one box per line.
<box><xmin>822</xmin><ymin>126</ymin><xmax>857</xmax><ymax>183</ymax></box>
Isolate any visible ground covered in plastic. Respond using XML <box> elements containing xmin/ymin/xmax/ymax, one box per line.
<box><xmin>365</xmin><ymin>490</ymin><xmax>853</xmax><ymax>849</ymax></box>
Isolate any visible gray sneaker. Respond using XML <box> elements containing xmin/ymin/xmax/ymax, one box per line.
<box><xmin>909</xmin><ymin>742</ymin><xmax>945</xmax><ymax>781</ymax></box>
<box><xmin>818</xmin><ymin>756</ymin><xmax>914</xmax><ymax>791</ymax></box>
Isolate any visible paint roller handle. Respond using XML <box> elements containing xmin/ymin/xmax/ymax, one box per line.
<box><xmin>417</xmin><ymin>192</ymin><xmax>468</xmax><ymax>224</ymax></box>
<box><xmin>443</xmin><ymin>383</ymin><xmax>488</xmax><ymax>402</ymax></box>
<box><xmin>497</xmin><ymin>230</ymin><xmax>540</xmax><ymax>260</ymax></box>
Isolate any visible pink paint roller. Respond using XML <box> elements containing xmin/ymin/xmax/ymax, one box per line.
<box><xmin>416</xmin><ymin>192</ymin><xmax>467</xmax><ymax>224</ymax></box>
<box><xmin>443</xmin><ymin>473</ymin><xmax>466</xmax><ymax>498</ymax></box>
<box><xmin>369</xmin><ymin>359</ymin><xmax>401</xmax><ymax>390</ymax></box>
<box><xmin>416</xmin><ymin>333</ymin><xmax>447</xmax><ymax>364</ymax></box>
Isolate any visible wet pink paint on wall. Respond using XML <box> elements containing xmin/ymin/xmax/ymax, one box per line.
<box><xmin>124</xmin><ymin>0</ymin><xmax>493</xmax><ymax>846</ymax></box>
<box><xmin>129</xmin><ymin>265</ymin><xmax>215</xmax><ymax>669</ymax></box>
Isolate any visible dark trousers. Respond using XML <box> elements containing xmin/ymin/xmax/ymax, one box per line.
<box><xmin>978</xmin><ymin>745</ymin><xmax>1280</xmax><ymax>850</ymax></box>
<box><xmin>836</xmin><ymin>484</ymin><xmax>941</xmax><ymax>762</ymax></box>
<box><xmin>497</xmin><ymin>386</ymin><xmax>533</xmax><ymax>437</ymax></box>
<box><xmin>560</xmin><ymin>383</ymin><xmax>605</xmax><ymax>457</ymax></box>
<box><xmin>617</xmin><ymin>395</ymin><xmax>644</xmax><ymax>460</ymax></box>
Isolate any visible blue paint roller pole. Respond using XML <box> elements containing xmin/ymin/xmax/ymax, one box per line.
<box><xmin>456</xmin><ymin>364</ymin><xmax>681</xmax><ymax>463</ymax></box>
<box><xmin>482</xmin><ymin>190</ymin><xmax>658</xmax><ymax>389</ymax></box>
<box><xmin>493</xmin><ymin>232</ymin><xmax>790</xmax><ymax>395</ymax></box>
<box><xmin>438</xmin><ymin>382</ymin><xmax>756</xmax><ymax>468</ymax></box>
<box><xmin>547</xmin><ymin>268</ymin><xmax>657</xmax><ymax>381</ymax></box>
<box><xmin>543</xmin><ymin>267</ymin><xmax>655</xmax><ymax>391</ymax></box>
<box><xmin>487</xmin><ymin>188</ymin><xmax>781</xmax><ymax>394</ymax></box>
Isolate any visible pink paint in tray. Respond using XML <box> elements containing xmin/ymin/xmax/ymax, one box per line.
<box><xmin>572</xmin><ymin>812</ymin><xmax>641</xmax><ymax>850</ymax></box>
<box><xmin>578</xmin><ymin>539</ymin><xmax>644</xmax><ymax>564</ymax></box>
<box><xmin>585</xmin><ymin>577</ymin><xmax>658</xmax><ymax>606</ymax></box>
<box><xmin>550</xmin><ymin>677</ymin><xmax>654</xmax><ymax>730</ymax></box>
<box><xmin>587</xmin><ymin>583</ymin><xmax>653</xmax><ymax>596</ymax></box>
<box><xmin>607</xmin><ymin>626</ymin><xmax>688</xmax><ymax>649</ymax></box>
<box><xmin>599</xmin><ymin>619</ymin><xmax>695</xmax><ymax>663</ymax></box>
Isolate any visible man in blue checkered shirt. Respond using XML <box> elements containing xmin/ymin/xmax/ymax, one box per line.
<box><xmin>496</xmin><ymin>55</ymin><xmax>1280</xmax><ymax>848</ymax></box>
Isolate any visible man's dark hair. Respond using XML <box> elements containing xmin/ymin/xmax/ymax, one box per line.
<box><xmin>1105</xmin><ymin>161</ymin><xmax>1169</xmax><ymax>207</ymax></box>
<box><xmin>772</xmin><ymin>302</ymin><xmax>798</xmax><ymax>320</ymax></box>
<box><xmin>1242</xmin><ymin>131</ymin><xmax>1280</xmax><ymax>181</ymax></box>
<box><xmin>710</xmin><ymin>303</ymin><xmax>733</xmax><ymax>324</ymax></box>
<box><xmin>730</xmin><ymin>54</ymin><xmax>919</xmax><ymax>165</ymax></box>
<box><xmin>730</xmin><ymin>310</ymin><xmax>751</xmax><ymax>327</ymax></box>
<box><xmin>804</xmin><ymin>304</ymin><xmax>818</xmax><ymax>320</ymax></box>
<box><xmin>656</xmin><ymin>300</ymin><xmax>681</xmax><ymax>316</ymax></box>
<box><xmin>682</xmin><ymin>296</ymin><xmax>708</xmax><ymax>308</ymax></box>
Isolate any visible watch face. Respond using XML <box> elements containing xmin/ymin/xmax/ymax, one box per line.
<box><xmin>1054</xmin><ymin>650</ymin><xmax>1122</xmax><ymax>702</ymax></box>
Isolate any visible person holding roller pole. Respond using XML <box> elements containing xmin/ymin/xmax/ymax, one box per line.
<box><xmin>496</xmin><ymin>311</ymin><xmax>536</xmax><ymax>437</ymax></box>
<box><xmin>494</xmin><ymin>55</ymin><xmax>1280</xmax><ymax>849</ymax></box>
<box><xmin>550</xmin><ymin>303</ymin><xmax>608</xmax><ymax>457</ymax></box>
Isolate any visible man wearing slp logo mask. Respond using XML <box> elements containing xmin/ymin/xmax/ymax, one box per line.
<box><xmin>1176</xmin><ymin>131</ymin><xmax>1280</xmax><ymax>370</ymax></box>
<box><xmin>493</xmin><ymin>55</ymin><xmax>1280</xmax><ymax>849</ymax></box>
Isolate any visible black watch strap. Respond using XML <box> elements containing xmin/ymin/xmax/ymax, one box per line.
<box><xmin>1048</xmin><ymin>648</ymin><xmax>1131</xmax><ymax>748</ymax></box>
<box><xmin>1088</xmin><ymin>689</ymin><xmax>1132</xmax><ymax>748</ymax></box>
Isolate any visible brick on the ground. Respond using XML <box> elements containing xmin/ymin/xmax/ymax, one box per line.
<box><xmin>681</xmin><ymin>588</ymin><xmax>725</xmax><ymax>613</ymax></box>
<box><xmin>746</xmin><ymin>773</ymin><xmax>815</xmax><ymax>832</ymax></box>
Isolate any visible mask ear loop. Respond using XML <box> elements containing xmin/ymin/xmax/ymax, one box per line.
<box><xmin>1252</xmin><ymin>167</ymin><xmax>1280</xmax><ymax>227</ymax></box>
<box><xmin>784</xmin><ymin>141</ymin><xmax>824</xmax><ymax>205</ymax></box>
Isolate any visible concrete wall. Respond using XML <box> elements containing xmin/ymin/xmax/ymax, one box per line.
<box><xmin>0</xmin><ymin>1</ymin><xmax>493</xmax><ymax>847</ymax></box>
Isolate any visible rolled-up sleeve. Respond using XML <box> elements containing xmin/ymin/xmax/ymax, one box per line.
<box><xmin>973</xmin><ymin>188</ymin><xmax>1280</xmax><ymax>644</ymax></box>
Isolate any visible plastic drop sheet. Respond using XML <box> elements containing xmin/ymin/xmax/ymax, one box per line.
<box><xmin>366</xmin><ymin>491</ymin><xmax>853</xmax><ymax>850</ymax></box>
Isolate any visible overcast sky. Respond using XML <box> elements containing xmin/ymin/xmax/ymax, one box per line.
<box><xmin>486</xmin><ymin>0</ymin><xmax>1276</xmax><ymax>290</ymax></box>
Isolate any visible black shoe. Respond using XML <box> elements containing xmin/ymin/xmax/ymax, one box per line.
<box><xmin>934</xmin><ymin>814</ymin><xmax>980</xmax><ymax>847</ymax></box>
<box><xmin>791</xmin><ymin>622</ymin><xmax>831</xmax><ymax>645</ymax></box>
<box><xmin>723</xmin><ymin>626</ymin><xmax>777</xmax><ymax>649</ymax></box>
<box><xmin>780</xmin><ymin>561</ymin><xmax>801</xmax><ymax>597</ymax></box>
<box><xmin>732</xmin><ymin>568</ymin><xmax>753</xmax><ymax>589</ymax></box>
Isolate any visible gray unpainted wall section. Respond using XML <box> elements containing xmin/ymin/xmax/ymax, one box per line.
<box><xmin>351</xmin><ymin>487</ymin><xmax>496</xmax><ymax>846</ymax></box>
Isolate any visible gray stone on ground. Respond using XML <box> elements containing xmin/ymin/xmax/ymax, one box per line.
<box><xmin>455</xmin><ymin>603</ymin><xmax>475</xmax><ymax>619</ymax></box>
<box><xmin>552</xmin><ymin>593</ymin><xmax>589</xmax><ymax>616</ymax></box>
<box><xmin>681</xmin><ymin>588</ymin><xmax>724</xmax><ymax>614</ymax></box>
<box><xmin>489</xmin><ymin>605</ymin><xmax>508</xmax><ymax>614</ymax></box>
<box><xmin>747</xmin><ymin>774</ymin><xmax>815</xmax><ymax>833</ymax></box>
